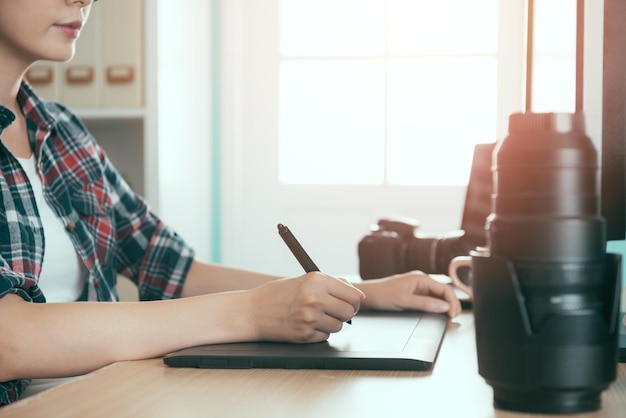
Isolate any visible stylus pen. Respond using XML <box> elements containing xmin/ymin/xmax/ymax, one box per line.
<box><xmin>277</xmin><ymin>223</ymin><xmax>351</xmax><ymax>324</ymax></box>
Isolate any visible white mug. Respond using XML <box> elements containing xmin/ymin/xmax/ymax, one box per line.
<box><xmin>447</xmin><ymin>247</ymin><xmax>490</xmax><ymax>300</ymax></box>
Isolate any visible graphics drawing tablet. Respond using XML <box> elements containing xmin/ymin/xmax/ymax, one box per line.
<box><xmin>163</xmin><ymin>311</ymin><xmax>448</xmax><ymax>371</ymax></box>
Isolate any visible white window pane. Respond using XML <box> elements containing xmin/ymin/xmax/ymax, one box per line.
<box><xmin>531</xmin><ymin>0</ymin><xmax>576</xmax><ymax>112</ymax></box>
<box><xmin>387</xmin><ymin>57</ymin><xmax>498</xmax><ymax>185</ymax></box>
<box><xmin>279</xmin><ymin>60</ymin><xmax>385</xmax><ymax>184</ymax></box>
<box><xmin>534</xmin><ymin>0</ymin><xmax>577</xmax><ymax>52</ymax></box>
<box><xmin>280</xmin><ymin>0</ymin><xmax>385</xmax><ymax>57</ymax></box>
<box><xmin>388</xmin><ymin>0</ymin><xmax>498</xmax><ymax>55</ymax></box>
<box><xmin>532</xmin><ymin>57</ymin><xmax>576</xmax><ymax>112</ymax></box>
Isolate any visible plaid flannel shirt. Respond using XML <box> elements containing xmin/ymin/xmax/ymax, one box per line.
<box><xmin>0</xmin><ymin>81</ymin><xmax>195</xmax><ymax>405</ymax></box>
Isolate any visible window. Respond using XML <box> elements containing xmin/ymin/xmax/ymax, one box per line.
<box><xmin>218</xmin><ymin>0</ymin><xmax>527</xmax><ymax>274</ymax></box>
<box><xmin>278</xmin><ymin>0</ymin><xmax>499</xmax><ymax>185</ymax></box>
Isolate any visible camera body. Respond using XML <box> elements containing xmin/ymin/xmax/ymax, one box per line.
<box><xmin>358</xmin><ymin>216</ymin><xmax>474</xmax><ymax>279</ymax></box>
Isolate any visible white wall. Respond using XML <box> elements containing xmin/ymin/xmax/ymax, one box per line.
<box><xmin>584</xmin><ymin>0</ymin><xmax>603</xmax><ymax>151</ymax></box>
<box><xmin>152</xmin><ymin>0</ymin><xmax>214</xmax><ymax>261</ymax></box>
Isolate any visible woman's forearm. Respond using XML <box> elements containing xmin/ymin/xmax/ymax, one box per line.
<box><xmin>180</xmin><ymin>259</ymin><xmax>282</xmax><ymax>297</ymax></box>
<box><xmin>0</xmin><ymin>291</ymin><xmax>255</xmax><ymax>382</ymax></box>
<box><xmin>0</xmin><ymin>270</ymin><xmax>365</xmax><ymax>382</ymax></box>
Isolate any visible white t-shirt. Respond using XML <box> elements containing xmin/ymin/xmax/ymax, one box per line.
<box><xmin>16</xmin><ymin>154</ymin><xmax>87</xmax><ymax>303</ymax></box>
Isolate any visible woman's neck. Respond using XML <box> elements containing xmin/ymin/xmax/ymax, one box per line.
<box><xmin>0</xmin><ymin>53</ymin><xmax>29</xmax><ymax>113</ymax></box>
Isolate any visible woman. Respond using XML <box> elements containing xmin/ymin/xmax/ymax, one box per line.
<box><xmin>0</xmin><ymin>0</ymin><xmax>460</xmax><ymax>405</ymax></box>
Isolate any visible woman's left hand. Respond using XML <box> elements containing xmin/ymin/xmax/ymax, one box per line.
<box><xmin>354</xmin><ymin>271</ymin><xmax>462</xmax><ymax>318</ymax></box>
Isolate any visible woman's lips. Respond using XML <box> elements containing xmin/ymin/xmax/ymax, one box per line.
<box><xmin>54</xmin><ymin>21</ymin><xmax>83</xmax><ymax>39</ymax></box>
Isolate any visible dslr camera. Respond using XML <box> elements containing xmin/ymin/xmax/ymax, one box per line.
<box><xmin>357</xmin><ymin>216</ymin><xmax>474</xmax><ymax>280</ymax></box>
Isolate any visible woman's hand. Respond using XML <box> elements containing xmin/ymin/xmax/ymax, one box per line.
<box><xmin>355</xmin><ymin>271</ymin><xmax>462</xmax><ymax>318</ymax></box>
<box><xmin>245</xmin><ymin>272</ymin><xmax>365</xmax><ymax>343</ymax></box>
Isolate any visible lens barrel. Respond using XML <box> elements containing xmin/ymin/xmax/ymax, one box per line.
<box><xmin>489</xmin><ymin>112</ymin><xmax>605</xmax><ymax>263</ymax></box>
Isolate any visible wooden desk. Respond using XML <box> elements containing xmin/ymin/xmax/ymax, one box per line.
<box><xmin>1</xmin><ymin>313</ymin><xmax>624</xmax><ymax>418</ymax></box>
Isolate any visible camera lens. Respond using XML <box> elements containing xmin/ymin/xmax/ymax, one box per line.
<box><xmin>488</xmin><ymin>113</ymin><xmax>606</xmax><ymax>328</ymax></box>
<box><xmin>474</xmin><ymin>112</ymin><xmax>619</xmax><ymax>414</ymax></box>
<box><xmin>406</xmin><ymin>231</ymin><xmax>470</xmax><ymax>275</ymax></box>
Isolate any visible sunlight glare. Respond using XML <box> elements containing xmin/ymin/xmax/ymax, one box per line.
<box><xmin>278</xmin><ymin>0</ymin><xmax>500</xmax><ymax>186</ymax></box>
<box><xmin>279</xmin><ymin>60</ymin><xmax>385</xmax><ymax>184</ymax></box>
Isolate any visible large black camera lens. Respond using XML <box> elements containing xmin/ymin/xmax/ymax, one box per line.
<box><xmin>489</xmin><ymin>113</ymin><xmax>607</xmax><ymax>330</ymax></box>
<box><xmin>473</xmin><ymin>112</ymin><xmax>620</xmax><ymax>413</ymax></box>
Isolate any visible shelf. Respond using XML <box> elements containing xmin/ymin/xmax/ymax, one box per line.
<box><xmin>75</xmin><ymin>107</ymin><xmax>146</xmax><ymax>120</ymax></box>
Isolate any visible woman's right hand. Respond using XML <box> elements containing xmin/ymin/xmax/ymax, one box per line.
<box><xmin>244</xmin><ymin>272</ymin><xmax>365</xmax><ymax>343</ymax></box>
